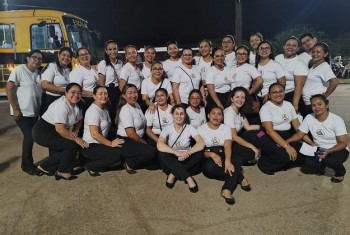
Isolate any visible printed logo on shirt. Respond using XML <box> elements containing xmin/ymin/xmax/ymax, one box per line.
<box><xmin>175</xmin><ymin>141</ymin><xmax>183</xmax><ymax>147</ymax></box>
<box><xmin>316</xmin><ymin>129</ymin><xmax>325</xmax><ymax>136</ymax></box>
<box><xmin>201</xmin><ymin>67</ymin><xmax>207</xmax><ymax>73</ymax></box>
<box><xmin>282</xmin><ymin>114</ymin><xmax>289</xmax><ymax>121</ymax></box>
<box><xmin>162</xmin><ymin>117</ymin><xmax>169</xmax><ymax>124</ymax></box>
<box><xmin>224</xmin><ymin>76</ymin><xmax>230</xmax><ymax>84</ymax></box>
<box><xmin>211</xmin><ymin>137</ymin><xmax>220</xmax><ymax>145</ymax></box>
<box><xmin>191</xmin><ymin>73</ymin><xmax>196</xmax><ymax>78</ymax></box>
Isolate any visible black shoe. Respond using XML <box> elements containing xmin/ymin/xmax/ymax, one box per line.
<box><xmin>165</xmin><ymin>175</ymin><xmax>177</xmax><ymax>189</ymax></box>
<box><xmin>241</xmin><ymin>184</ymin><xmax>252</xmax><ymax>192</ymax></box>
<box><xmin>221</xmin><ymin>192</ymin><xmax>235</xmax><ymax>205</ymax></box>
<box><xmin>85</xmin><ymin>167</ymin><xmax>101</xmax><ymax>177</ymax></box>
<box><xmin>35</xmin><ymin>167</ymin><xmax>53</xmax><ymax>176</ymax></box>
<box><xmin>123</xmin><ymin>162</ymin><xmax>137</xmax><ymax>174</ymax></box>
<box><xmin>188</xmin><ymin>177</ymin><xmax>198</xmax><ymax>193</ymax></box>
<box><xmin>54</xmin><ymin>171</ymin><xmax>78</xmax><ymax>181</ymax></box>
<box><xmin>22</xmin><ymin>168</ymin><xmax>37</xmax><ymax>176</ymax></box>
<box><xmin>244</xmin><ymin>158</ymin><xmax>258</xmax><ymax>166</ymax></box>
<box><xmin>330</xmin><ymin>176</ymin><xmax>344</xmax><ymax>183</ymax></box>
<box><xmin>316</xmin><ymin>169</ymin><xmax>326</xmax><ymax>176</ymax></box>
<box><xmin>257</xmin><ymin>162</ymin><xmax>275</xmax><ymax>175</ymax></box>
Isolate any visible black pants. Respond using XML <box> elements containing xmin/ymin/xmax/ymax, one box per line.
<box><xmin>202</xmin><ymin>153</ymin><xmax>243</xmax><ymax>193</ymax></box>
<box><xmin>303</xmin><ymin>149</ymin><xmax>349</xmax><ymax>177</ymax></box>
<box><xmin>81</xmin><ymin>143</ymin><xmax>123</xmax><ymax>171</ymax></box>
<box><xmin>232</xmin><ymin>130</ymin><xmax>259</xmax><ymax>164</ymax></box>
<box><xmin>245</xmin><ymin>95</ymin><xmax>262</xmax><ymax>125</ymax></box>
<box><xmin>159</xmin><ymin>151</ymin><xmax>203</xmax><ymax>181</ymax></box>
<box><xmin>118</xmin><ymin>136</ymin><xmax>157</xmax><ymax>169</ymax></box>
<box><xmin>256</xmin><ymin>131</ymin><xmax>303</xmax><ymax>174</ymax></box>
<box><xmin>16</xmin><ymin>116</ymin><xmax>38</xmax><ymax>171</ymax></box>
<box><xmin>40</xmin><ymin>94</ymin><xmax>61</xmax><ymax>116</ymax></box>
<box><xmin>301</xmin><ymin>104</ymin><xmax>313</xmax><ymax>118</ymax></box>
<box><xmin>32</xmin><ymin>119</ymin><xmax>79</xmax><ymax>173</ymax></box>
<box><xmin>105</xmin><ymin>86</ymin><xmax>121</xmax><ymax>124</ymax></box>
<box><xmin>205</xmin><ymin>91</ymin><xmax>230</xmax><ymax>114</ymax></box>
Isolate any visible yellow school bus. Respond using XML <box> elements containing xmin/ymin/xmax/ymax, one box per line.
<box><xmin>0</xmin><ymin>9</ymin><xmax>97</xmax><ymax>95</ymax></box>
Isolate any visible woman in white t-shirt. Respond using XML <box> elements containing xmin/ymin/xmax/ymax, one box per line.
<box><xmin>221</xmin><ymin>35</ymin><xmax>236</xmax><ymax>69</ymax></box>
<box><xmin>97</xmin><ymin>40</ymin><xmax>123</xmax><ymax>122</ymax></box>
<box><xmin>81</xmin><ymin>86</ymin><xmax>125</xmax><ymax>176</ymax></box>
<box><xmin>287</xmin><ymin>94</ymin><xmax>349</xmax><ymax>183</ymax></box>
<box><xmin>162</xmin><ymin>41</ymin><xmax>182</xmax><ymax>81</ymax></box>
<box><xmin>116</xmin><ymin>84</ymin><xmax>157</xmax><ymax>173</ymax></box>
<box><xmin>193</xmin><ymin>39</ymin><xmax>213</xmax><ymax>83</ymax></box>
<box><xmin>255</xmin><ymin>41</ymin><xmax>286</xmax><ymax>103</ymax></box>
<box><xmin>119</xmin><ymin>45</ymin><xmax>143</xmax><ymax>92</ymax></box>
<box><xmin>199</xmin><ymin>107</ymin><xmax>247</xmax><ymax>205</ymax></box>
<box><xmin>140</xmin><ymin>46</ymin><xmax>156</xmax><ymax>80</ymax></box>
<box><xmin>157</xmin><ymin>104</ymin><xmax>205</xmax><ymax>193</ymax></box>
<box><xmin>141</xmin><ymin>61</ymin><xmax>175</xmax><ymax>113</ymax></box>
<box><xmin>301</xmin><ymin>43</ymin><xmax>338</xmax><ymax>117</ymax></box>
<box><xmin>32</xmin><ymin>83</ymin><xmax>88</xmax><ymax>180</ymax></box>
<box><xmin>249</xmin><ymin>32</ymin><xmax>263</xmax><ymax>65</ymax></box>
<box><xmin>145</xmin><ymin>88</ymin><xmax>173</xmax><ymax>147</ymax></box>
<box><xmin>257</xmin><ymin>83</ymin><xmax>312</xmax><ymax>175</ymax></box>
<box><xmin>186</xmin><ymin>89</ymin><xmax>206</xmax><ymax>128</ymax></box>
<box><xmin>41</xmin><ymin>46</ymin><xmax>73</xmax><ymax>114</ymax></box>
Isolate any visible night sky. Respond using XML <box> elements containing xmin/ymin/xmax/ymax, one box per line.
<box><xmin>5</xmin><ymin>0</ymin><xmax>350</xmax><ymax>47</ymax></box>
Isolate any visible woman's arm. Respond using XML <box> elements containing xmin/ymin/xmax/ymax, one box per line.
<box><xmin>321</xmin><ymin>134</ymin><xmax>348</xmax><ymax>158</ymax></box>
<box><xmin>286</xmin><ymin>130</ymin><xmax>306</xmax><ymax>144</ymax></box>
<box><xmin>82</xmin><ymin>90</ymin><xmax>93</xmax><ymax>98</ymax></box>
<box><xmin>248</xmin><ymin>76</ymin><xmax>263</xmax><ymax>95</ymax></box>
<box><xmin>277</xmin><ymin>76</ymin><xmax>286</xmax><ymax>87</ymax></box>
<box><xmin>41</xmin><ymin>81</ymin><xmax>65</xmax><ymax>95</ymax></box>
<box><xmin>142</xmin><ymin>94</ymin><xmax>156</xmax><ymax>113</ymax></box>
<box><xmin>207</xmin><ymin>84</ymin><xmax>223</xmax><ymax>109</ymax></box>
<box><xmin>146</xmin><ymin>126</ymin><xmax>159</xmax><ymax>143</ymax></box>
<box><xmin>242</xmin><ymin>119</ymin><xmax>260</xmax><ymax>131</ymax></box>
<box><xmin>55</xmin><ymin>123</ymin><xmax>89</xmax><ymax>148</ymax></box>
<box><xmin>5</xmin><ymin>81</ymin><xmax>21</xmax><ymax>121</ymax></box>
<box><xmin>231</xmin><ymin>126</ymin><xmax>260</xmax><ymax>158</ymax></box>
<box><xmin>98</xmin><ymin>73</ymin><xmax>106</xmax><ymax>86</ymax></box>
<box><xmin>324</xmin><ymin>78</ymin><xmax>338</xmax><ymax>98</ymax></box>
<box><xmin>188</xmin><ymin>134</ymin><xmax>205</xmax><ymax>155</ymax></box>
<box><xmin>125</xmin><ymin>127</ymin><xmax>147</xmax><ymax>144</ymax></box>
<box><xmin>89</xmin><ymin>125</ymin><xmax>124</xmax><ymax>147</ymax></box>
<box><xmin>119</xmin><ymin>79</ymin><xmax>126</xmax><ymax>92</ymax></box>
<box><xmin>223</xmin><ymin>139</ymin><xmax>235</xmax><ymax>176</ymax></box>
<box><xmin>172</xmin><ymin>82</ymin><xmax>182</xmax><ymax>104</ymax></box>
<box><xmin>291</xmin><ymin>118</ymin><xmax>314</xmax><ymax>145</ymax></box>
<box><xmin>169</xmin><ymin>93</ymin><xmax>176</xmax><ymax>106</ymax></box>
<box><xmin>292</xmin><ymin>75</ymin><xmax>306</xmax><ymax>113</ymax></box>
<box><xmin>157</xmin><ymin>136</ymin><xmax>177</xmax><ymax>154</ymax></box>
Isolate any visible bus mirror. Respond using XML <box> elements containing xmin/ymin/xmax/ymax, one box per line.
<box><xmin>49</xmin><ymin>25</ymin><xmax>55</xmax><ymax>37</ymax></box>
<box><xmin>38</xmin><ymin>21</ymin><xmax>46</xmax><ymax>27</ymax></box>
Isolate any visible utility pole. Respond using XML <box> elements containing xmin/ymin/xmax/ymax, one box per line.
<box><xmin>3</xmin><ymin>0</ymin><xmax>9</xmax><ymax>11</ymax></box>
<box><xmin>235</xmin><ymin>0</ymin><xmax>242</xmax><ymax>45</ymax></box>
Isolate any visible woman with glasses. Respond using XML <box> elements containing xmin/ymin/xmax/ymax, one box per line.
<box><xmin>255</xmin><ymin>41</ymin><xmax>286</xmax><ymax>104</ymax></box>
<box><xmin>221</xmin><ymin>35</ymin><xmax>236</xmax><ymax>69</ymax></box>
<box><xmin>41</xmin><ymin>46</ymin><xmax>73</xmax><ymax>115</ymax></box>
<box><xmin>32</xmin><ymin>83</ymin><xmax>88</xmax><ymax>180</ymax></box>
<box><xmin>299</xmin><ymin>33</ymin><xmax>317</xmax><ymax>68</ymax></box>
<box><xmin>249</xmin><ymin>32</ymin><xmax>263</xmax><ymax>65</ymax></box>
<box><xmin>162</xmin><ymin>41</ymin><xmax>182</xmax><ymax>82</ymax></box>
<box><xmin>141</xmin><ymin>61</ymin><xmax>175</xmax><ymax>113</ymax></box>
<box><xmin>186</xmin><ymin>89</ymin><xmax>206</xmax><ymax>128</ymax></box>
<box><xmin>6</xmin><ymin>49</ymin><xmax>43</xmax><ymax>175</ymax></box>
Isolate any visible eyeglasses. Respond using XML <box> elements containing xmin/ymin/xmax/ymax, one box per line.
<box><xmin>236</xmin><ymin>52</ymin><xmax>248</xmax><ymax>56</ymax></box>
<box><xmin>78</xmin><ymin>53</ymin><xmax>90</xmax><ymax>57</ymax></box>
<box><xmin>152</xmin><ymin>67</ymin><xmax>163</xmax><ymax>71</ymax></box>
<box><xmin>259</xmin><ymin>47</ymin><xmax>271</xmax><ymax>51</ymax></box>
<box><xmin>30</xmin><ymin>56</ymin><xmax>42</xmax><ymax>61</ymax></box>
<box><xmin>270</xmin><ymin>90</ymin><xmax>285</xmax><ymax>95</ymax></box>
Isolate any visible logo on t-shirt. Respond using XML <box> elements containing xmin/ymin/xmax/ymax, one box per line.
<box><xmin>282</xmin><ymin>114</ymin><xmax>289</xmax><ymax>121</ymax></box>
<box><xmin>162</xmin><ymin>117</ymin><xmax>169</xmax><ymax>124</ymax></box>
<box><xmin>175</xmin><ymin>141</ymin><xmax>183</xmax><ymax>147</ymax></box>
<box><xmin>211</xmin><ymin>137</ymin><xmax>220</xmax><ymax>145</ymax></box>
<box><xmin>191</xmin><ymin>73</ymin><xmax>196</xmax><ymax>78</ymax></box>
<box><xmin>316</xmin><ymin>129</ymin><xmax>325</xmax><ymax>136</ymax></box>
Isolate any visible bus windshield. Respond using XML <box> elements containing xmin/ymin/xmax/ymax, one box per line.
<box><xmin>62</xmin><ymin>16</ymin><xmax>97</xmax><ymax>64</ymax></box>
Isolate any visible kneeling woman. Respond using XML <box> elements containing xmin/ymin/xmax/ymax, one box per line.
<box><xmin>287</xmin><ymin>94</ymin><xmax>349</xmax><ymax>183</ymax></box>
<box><xmin>199</xmin><ymin>107</ymin><xmax>247</xmax><ymax>205</ymax></box>
<box><xmin>157</xmin><ymin>104</ymin><xmax>205</xmax><ymax>193</ymax></box>
<box><xmin>81</xmin><ymin>86</ymin><xmax>125</xmax><ymax>176</ymax></box>
<box><xmin>32</xmin><ymin>83</ymin><xmax>89</xmax><ymax>180</ymax></box>
<box><xmin>116</xmin><ymin>84</ymin><xmax>157</xmax><ymax>173</ymax></box>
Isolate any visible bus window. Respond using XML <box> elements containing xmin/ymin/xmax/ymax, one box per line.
<box><xmin>0</xmin><ymin>24</ymin><xmax>12</xmax><ymax>48</ymax></box>
<box><xmin>30</xmin><ymin>23</ymin><xmax>63</xmax><ymax>50</ymax></box>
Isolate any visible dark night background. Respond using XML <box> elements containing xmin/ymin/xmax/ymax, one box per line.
<box><xmin>3</xmin><ymin>0</ymin><xmax>350</xmax><ymax>47</ymax></box>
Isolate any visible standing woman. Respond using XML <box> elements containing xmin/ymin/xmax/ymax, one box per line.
<box><xmin>255</xmin><ymin>40</ymin><xmax>286</xmax><ymax>103</ymax></box>
<box><xmin>186</xmin><ymin>89</ymin><xmax>206</xmax><ymax>128</ymax></box>
<box><xmin>145</xmin><ymin>88</ymin><xmax>173</xmax><ymax>147</ymax></box>
<box><xmin>287</xmin><ymin>94</ymin><xmax>349</xmax><ymax>183</ymax></box>
<box><xmin>199</xmin><ymin>107</ymin><xmax>246</xmax><ymax>205</ymax></box>
<box><xmin>172</xmin><ymin>47</ymin><xmax>205</xmax><ymax>106</ymax></box>
<box><xmin>141</xmin><ymin>61</ymin><xmax>175</xmax><ymax>113</ymax></box>
<box><xmin>140</xmin><ymin>46</ymin><xmax>156</xmax><ymax>80</ymax></box>
<box><xmin>119</xmin><ymin>45</ymin><xmax>143</xmax><ymax>92</ymax></box>
<box><xmin>257</xmin><ymin>83</ymin><xmax>312</xmax><ymax>175</ymax></box>
<box><xmin>157</xmin><ymin>104</ymin><xmax>205</xmax><ymax>192</ymax></box>
<box><xmin>81</xmin><ymin>86</ymin><xmax>124</xmax><ymax>176</ymax></box>
<box><xmin>162</xmin><ymin>41</ymin><xmax>182</xmax><ymax>82</ymax></box>
<box><xmin>301</xmin><ymin>43</ymin><xmax>338</xmax><ymax>117</ymax></box>
<box><xmin>69</xmin><ymin>47</ymin><xmax>98</xmax><ymax>113</ymax></box>
<box><xmin>249</xmin><ymin>32</ymin><xmax>263</xmax><ymax>65</ymax></box>
<box><xmin>6</xmin><ymin>49</ymin><xmax>43</xmax><ymax>175</ymax></box>
<box><xmin>97</xmin><ymin>40</ymin><xmax>123</xmax><ymax>123</ymax></box>
<box><xmin>41</xmin><ymin>46</ymin><xmax>73</xmax><ymax>114</ymax></box>
<box><xmin>221</xmin><ymin>35</ymin><xmax>236</xmax><ymax>69</ymax></box>
<box><xmin>205</xmin><ymin>47</ymin><xmax>234</xmax><ymax>112</ymax></box>
<box><xmin>32</xmin><ymin>83</ymin><xmax>88</xmax><ymax>180</ymax></box>
<box><xmin>193</xmin><ymin>39</ymin><xmax>213</xmax><ymax>82</ymax></box>
<box><xmin>275</xmin><ymin>36</ymin><xmax>308</xmax><ymax>113</ymax></box>
<box><xmin>116</xmin><ymin>84</ymin><xmax>157</xmax><ymax>173</ymax></box>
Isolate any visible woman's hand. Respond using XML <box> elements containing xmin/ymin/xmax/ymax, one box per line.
<box><xmin>148</xmin><ymin>103</ymin><xmax>156</xmax><ymax>114</ymax></box>
<box><xmin>111</xmin><ymin>138</ymin><xmax>125</xmax><ymax>147</ymax></box>
<box><xmin>69</xmin><ymin>131</ymin><xmax>78</xmax><ymax>138</ymax></box>
<box><xmin>175</xmin><ymin>150</ymin><xmax>190</xmax><ymax>161</ymax></box>
<box><xmin>211</xmin><ymin>152</ymin><xmax>222</xmax><ymax>167</ymax></box>
<box><xmin>285</xmin><ymin>145</ymin><xmax>297</xmax><ymax>161</ymax></box>
<box><xmin>75</xmin><ymin>137</ymin><xmax>89</xmax><ymax>148</ymax></box>
<box><xmin>224</xmin><ymin>161</ymin><xmax>235</xmax><ymax>176</ymax></box>
<box><xmin>262</xmin><ymin>95</ymin><xmax>269</xmax><ymax>104</ymax></box>
<box><xmin>251</xmin><ymin>146</ymin><xmax>261</xmax><ymax>159</ymax></box>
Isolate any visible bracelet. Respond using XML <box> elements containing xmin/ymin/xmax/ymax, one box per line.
<box><xmin>284</xmin><ymin>144</ymin><xmax>289</xmax><ymax>149</ymax></box>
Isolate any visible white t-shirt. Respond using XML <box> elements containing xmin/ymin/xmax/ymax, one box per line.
<box><xmin>83</xmin><ymin>103</ymin><xmax>111</xmax><ymax>144</ymax></box>
<box><xmin>249</xmin><ymin>51</ymin><xmax>256</xmax><ymax>65</ymax></box>
<box><xmin>206</xmin><ymin>66</ymin><xmax>235</xmax><ymax>93</ymax></box>
<box><xmin>193</xmin><ymin>56</ymin><xmax>212</xmax><ymax>82</ymax></box>
<box><xmin>186</xmin><ymin>106</ymin><xmax>206</xmax><ymax>128</ymax></box>
<box><xmin>172</xmin><ymin>65</ymin><xmax>202</xmax><ymax>104</ymax></box>
<box><xmin>160</xmin><ymin>124</ymin><xmax>198</xmax><ymax>150</ymax></box>
<box><xmin>162</xmin><ymin>59</ymin><xmax>182</xmax><ymax>82</ymax></box>
<box><xmin>257</xmin><ymin>60</ymin><xmax>285</xmax><ymax>96</ymax></box>
<box><xmin>42</xmin><ymin>96</ymin><xmax>82</xmax><ymax>129</ymax></box>
<box><xmin>145</xmin><ymin>105</ymin><xmax>173</xmax><ymax>135</ymax></box>
<box><xmin>141</xmin><ymin>77</ymin><xmax>173</xmax><ymax>101</ymax></box>
<box><xmin>197</xmin><ymin>123</ymin><xmax>232</xmax><ymax>147</ymax></box>
<box><xmin>41</xmin><ymin>62</ymin><xmax>70</xmax><ymax>96</ymax></box>
<box><xmin>234</xmin><ymin>63</ymin><xmax>261</xmax><ymax>89</ymax></box>
<box><xmin>224</xmin><ymin>51</ymin><xmax>237</xmax><ymax>69</ymax></box>
<box><xmin>298</xmin><ymin>52</ymin><xmax>312</xmax><ymax>68</ymax></box>
<box><xmin>259</xmin><ymin>100</ymin><xmax>297</xmax><ymax>131</ymax></box>
<box><xmin>120</xmin><ymin>62</ymin><xmax>143</xmax><ymax>90</ymax></box>
<box><xmin>302</xmin><ymin>62</ymin><xmax>336</xmax><ymax>105</ymax></box>
<box><xmin>97</xmin><ymin>59</ymin><xmax>123</xmax><ymax>87</ymax></box>
<box><xmin>224</xmin><ymin>106</ymin><xmax>245</xmax><ymax>133</ymax></box>
<box><xmin>8</xmin><ymin>64</ymin><xmax>42</xmax><ymax>117</ymax></box>
<box><xmin>299</xmin><ymin>113</ymin><xmax>348</xmax><ymax>149</ymax></box>
<box><xmin>275</xmin><ymin>54</ymin><xmax>308</xmax><ymax>93</ymax></box>
<box><xmin>117</xmin><ymin>103</ymin><xmax>146</xmax><ymax>137</ymax></box>
<box><xmin>69</xmin><ymin>65</ymin><xmax>98</xmax><ymax>92</ymax></box>
<box><xmin>141</xmin><ymin>63</ymin><xmax>152</xmax><ymax>80</ymax></box>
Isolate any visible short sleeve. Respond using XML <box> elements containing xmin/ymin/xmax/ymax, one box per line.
<box><xmin>171</xmin><ymin>67</ymin><xmax>181</xmax><ymax>84</ymax></box>
<box><xmin>69</xmin><ymin>69</ymin><xmax>83</xmax><ymax>86</ymax></box>
<box><xmin>119</xmin><ymin>106</ymin><xmax>135</xmax><ymax>128</ymax></box>
<box><xmin>274</xmin><ymin>61</ymin><xmax>285</xmax><ymax>78</ymax></box>
<box><xmin>41</xmin><ymin>64</ymin><xmax>56</xmax><ymax>82</ymax></box>
<box><xmin>85</xmin><ymin>108</ymin><xmax>101</xmax><ymax>126</ymax></box>
<box><xmin>188</xmin><ymin>125</ymin><xmax>199</xmax><ymax>138</ymax></box>
<box><xmin>259</xmin><ymin>104</ymin><xmax>272</xmax><ymax>123</ymax></box>
<box><xmin>322</xmin><ymin>64</ymin><xmax>336</xmax><ymax>82</ymax></box>
<box><xmin>120</xmin><ymin>65</ymin><xmax>131</xmax><ymax>81</ymax></box>
<box><xmin>97</xmin><ymin>60</ymin><xmax>107</xmax><ymax>75</ymax></box>
<box><xmin>205</xmin><ymin>69</ymin><xmax>215</xmax><ymax>85</ymax></box>
<box><xmin>145</xmin><ymin>111</ymin><xmax>154</xmax><ymax>127</ymax></box>
<box><xmin>298</xmin><ymin>114</ymin><xmax>311</xmax><ymax>134</ymax></box>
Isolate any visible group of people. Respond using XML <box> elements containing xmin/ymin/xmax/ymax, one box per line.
<box><xmin>6</xmin><ymin>32</ymin><xmax>349</xmax><ymax>205</ymax></box>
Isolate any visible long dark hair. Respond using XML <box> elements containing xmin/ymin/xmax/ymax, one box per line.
<box><xmin>312</xmin><ymin>42</ymin><xmax>331</xmax><ymax>65</ymax></box>
<box><xmin>115</xmin><ymin>83</ymin><xmax>138</xmax><ymax>124</ymax></box>
<box><xmin>255</xmin><ymin>40</ymin><xmax>275</xmax><ymax>68</ymax></box>
<box><xmin>227</xmin><ymin>86</ymin><xmax>251</xmax><ymax>115</ymax></box>
<box><xmin>104</xmin><ymin>40</ymin><xmax>118</xmax><ymax>67</ymax></box>
<box><xmin>41</xmin><ymin>47</ymin><xmax>73</xmax><ymax>75</ymax></box>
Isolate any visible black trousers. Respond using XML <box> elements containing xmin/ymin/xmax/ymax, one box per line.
<box><xmin>16</xmin><ymin>116</ymin><xmax>38</xmax><ymax>171</ymax></box>
<box><xmin>159</xmin><ymin>151</ymin><xmax>203</xmax><ymax>181</ymax></box>
<box><xmin>105</xmin><ymin>86</ymin><xmax>121</xmax><ymax>124</ymax></box>
<box><xmin>40</xmin><ymin>94</ymin><xmax>61</xmax><ymax>116</ymax></box>
<box><xmin>256</xmin><ymin>131</ymin><xmax>303</xmax><ymax>174</ymax></box>
<box><xmin>81</xmin><ymin>143</ymin><xmax>123</xmax><ymax>171</ymax></box>
<box><xmin>232</xmin><ymin>130</ymin><xmax>259</xmax><ymax>164</ymax></box>
<box><xmin>245</xmin><ymin>95</ymin><xmax>262</xmax><ymax>125</ymax></box>
<box><xmin>202</xmin><ymin>152</ymin><xmax>243</xmax><ymax>193</ymax></box>
<box><xmin>303</xmin><ymin>149</ymin><xmax>349</xmax><ymax>177</ymax></box>
<box><xmin>32</xmin><ymin>119</ymin><xmax>79</xmax><ymax>173</ymax></box>
<box><xmin>205</xmin><ymin>91</ymin><xmax>230</xmax><ymax>114</ymax></box>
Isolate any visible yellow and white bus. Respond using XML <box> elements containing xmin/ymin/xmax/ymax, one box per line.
<box><xmin>0</xmin><ymin>9</ymin><xmax>97</xmax><ymax>95</ymax></box>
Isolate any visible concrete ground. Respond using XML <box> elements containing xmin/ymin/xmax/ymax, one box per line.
<box><xmin>0</xmin><ymin>84</ymin><xmax>349</xmax><ymax>235</ymax></box>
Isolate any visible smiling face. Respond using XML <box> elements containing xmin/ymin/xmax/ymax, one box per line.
<box><xmin>125</xmin><ymin>46</ymin><xmax>138</xmax><ymax>64</ymax></box>
<box><xmin>144</xmin><ymin>47</ymin><xmax>156</xmax><ymax>63</ymax></box>
<box><xmin>250</xmin><ymin>35</ymin><xmax>262</xmax><ymax>51</ymax></box>
<box><xmin>77</xmin><ymin>48</ymin><xmax>91</xmax><ymax>66</ymax></box>
<box><xmin>105</xmin><ymin>42</ymin><xmax>118</xmax><ymax>61</ymax></box>
<box><xmin>58</xmin><ymin>50</ymin><xmax>72</xmax><ymax>68</ymax></box>
<box><xmin>258</xmin><ymin>42</ymin><xmax>271</xmax><ymax>59</ymax></box>
<box><xmin>181</xmin><ymin>49</ymin><xmax>193</xmax><ymax>65</ymax></box>
<box><xmin>311</xmin><ymin>96</ymin><xmax>328</xmax><ymax>117</ymax></box>
<box><xmin>311</xmin><ymin>45</ymin><xmax>327</xmax><ymax>65</ymax></box>
<box><xmin>155</xmin><ymin>90</ymin><xmax>168</xmax><ymax>106</ymax></box>
<box><xmin>269</xmin><ymin>84</ymin><xmax>285</xmax><ymax>105</ymax></box>
<box><xmin>93</xmin><ymin>87</ymin><xmax>109</xmax><ymax>106</ymax></box>
<box><xmin>151</xmin><ymin>62</ymin><xmax>164</xmax><ymax>81</ymax></box>
<box><xmin>122</xmin><ymin>86</ymin><xmax>138</xmax><ymax>106</ymax></box>
<box><xmin>301</xmin><ymin>36</ymin><xmax>317</xmax><ymax>52</ymax></box>
<box><xmin>26</xmin><ymin>52</ymin><xmax>42</xmax><ymax>70</ymax></box>
<box><xmin>222</xmin><ymin>36</ymin><xmax>235</xmax><ymax>53</ymax></box>
<box><xmin>235</xmin><ymin>48</ymin><xmax>249</xmax><ymax>65</ymax></box>
<box><xmin>199</xmin><ymin>41</ymin><xmax>211</xmax><ymax>57</ymax></box>
<box><xmin>283</xmin><ymin>39</ymin><xmax>299</xmax><ymax>58</ymax></box>
<box><xmin>65</xmin><ymin>85</ymin><xmax>82</xmax><ymax>105</ymax></box>
<box><xmin>167</xmin><ymin>43</ymin><xmax>179</xmax><ymax>59</ymax></box>
<box><xmin>213</xmin><ymin>49</ymin><xmax>225</xmax><ymax>67</ymax></box>
<box><xmin>208</xmin><ymin>107</ymin><xmax>223</xmax><ymax>126</ymax></box>
<box><xmin>189</xmin><ymin>91</ymin><xmax>201</xmax><ymax>108</ymax></box>
<box><xmin>231</xmin><ymin>90</ymin><xmax>246</xmax><ymax>109</ymax></box>
<box><xmin>172</xmin><ymin>107</ymin><xmax>186</xmax><ymax>125</ymax></box>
